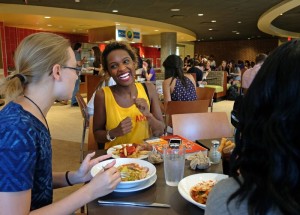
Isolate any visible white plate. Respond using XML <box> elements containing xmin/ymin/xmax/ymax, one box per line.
<box><xmin>114</xmin><ymin>174</ymin><xmax>157</xmax><ymax>193</ymax></box>
<box><xmin>107</xmin><ymin>144</ymin><xmax>149</xmax><ymax>160</ymax></box>
<box><xmin>90</xmin><ymin>158</ymin><xmax>156</xmax><ymax>189</ymax></box>
<box><xmin>178</xmin><ymin>173</ymin><xmax>228</xmax><ymax>209</ymax></box>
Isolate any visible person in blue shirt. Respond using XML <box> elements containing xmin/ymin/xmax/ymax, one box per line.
<box><xmin>0</xmin><ymin>32</ymin><xmax>121</xmax><ymax>214</ymax></box>
<box><xmin>141</xmin><ymin>58</ymin><xmax>156</xmax><ymax>82</ymax></box>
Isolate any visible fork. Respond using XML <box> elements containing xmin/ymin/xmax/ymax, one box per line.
<box><xmin>120</xmin><ymin>172</ymin><xmax>129</xmax><ymax>179</ymax></box>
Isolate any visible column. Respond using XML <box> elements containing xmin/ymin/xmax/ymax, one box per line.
<box><xmin>160</xmin><ymin>32</ymin><xmax>177</xmax><ymax>72</ymax></box>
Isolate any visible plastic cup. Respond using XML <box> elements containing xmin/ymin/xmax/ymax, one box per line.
<box><xmin>163</xmin><ymin>147</ymin><xmax>186</xmax><ymax>186</ymax></box>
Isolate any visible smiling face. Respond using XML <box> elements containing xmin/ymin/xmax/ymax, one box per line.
<box><xmin>106</xmin><ymin>49</ymin><xmax>136</xmax><ymax>86</ymax></box>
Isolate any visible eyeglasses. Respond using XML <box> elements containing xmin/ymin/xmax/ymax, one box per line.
<box><xmin>61</xmin><ymin>65</ymin><xmax>81</xmax><ymax>76</ymax></box>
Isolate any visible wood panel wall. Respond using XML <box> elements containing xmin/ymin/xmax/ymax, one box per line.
<box><xmin>194</xmin><ymin>38</ymin><xmax>278</xmax><ymax>66</ymax></box>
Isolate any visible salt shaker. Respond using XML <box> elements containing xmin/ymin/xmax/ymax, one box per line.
<box><xmin>209</xmin><ymin>140</ymin><xmax>221</xmax><ymax>164</ymax></box>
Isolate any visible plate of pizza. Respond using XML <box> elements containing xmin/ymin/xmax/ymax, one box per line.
<box><xmin>107</xmin><ymin>143</ymin><xmax>153</xmax><ymax>159</ymax></box>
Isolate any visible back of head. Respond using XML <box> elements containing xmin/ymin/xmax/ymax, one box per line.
<box><xmin>232</xmin><ymin>39</ymin><xmax>300</xmax><ymax>214</ymax></box>
<box><xmin>92</xmin><ymin>46</ymin><xmax>101</xmax><ymax>63</ymax></box>
<box><xmin>0</xmin><ymin>32</ymin><xmax>70</xmax><ymax>102</ymax></box>
<box><xmin>163</xmin><ymin>54</ymin><xmax>183</xmax><ymax>79</ymax></box>
<box><xmin>73</xmin><ymin>42</ymin><xmax>82</xmax><ymax>51</ymax></box>
<box><xmin>101</xmin><ymin>41</ymin><xmax>137</xmax><ymax>72</ymax></box>
<box><xmin>255</xmin><ymin>53</ymin><xmax>267</xmax><ymax>64</ymax></box>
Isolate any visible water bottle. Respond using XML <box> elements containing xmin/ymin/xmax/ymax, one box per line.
<box><xmin>209</xmin><ymin>140</ymin><xmax>221</xmax><ymax>164</ymax></box>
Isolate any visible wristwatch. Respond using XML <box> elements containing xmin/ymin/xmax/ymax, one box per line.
<box><xmin>106</xmin><ymin>130</ymin><xmax>116</xmax><ymax>141</ymax></box>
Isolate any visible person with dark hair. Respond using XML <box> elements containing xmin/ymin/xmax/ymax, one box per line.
<box><xmin>87</xmin><ymin>46</ymin><xmax>102</xmax><ymax>75</ymax></box>
<box><xmin>70</xmin><ymin>42</ymin><xmax>85</xmax><ymax>106</ymax></box>
<box><xmin>187</xmin><ymin>60</ymin><xmax>203</xmax><ymax>87</ymax></box>
<box><xmin>162</xmin><ymin>54</ymin><xmax>197</xmax><ymax>107</ymax></box>
<box><xmin>141</xmin><ymin>58</ymin><xmax>156</xmax><ymax>81</ymax></box>
<box><xmin>93</xmin><ymin>41</ymin><xmax>164</xmax><ymax>149</ymax></box>
<box><xmin>205</xmin><ymin>39</ymin><xmax>300</xmax><ymax>215</ymax></box>
<box><xmin>242</xmin><ymin>53</ymin><xmax>268</xmax><ymax>91</ymax></box>
<box><xmin>0</xmin><ymin>32</ymin><xmax>121</xmax><ymax>214</ymax></box>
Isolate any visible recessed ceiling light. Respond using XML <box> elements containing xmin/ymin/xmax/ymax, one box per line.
<box><xmin>209</xmin><ymin>28</ymin><xmax>213</xmax><ymax>31</ymax></box>
<box><xmin>248</xmin><ymin>38</ymin><xmax>251</xmax><ymax>40</ymax></box>
<box><xmin>236</xmin><ymin>32</ymin><xmax>240</xmax><ymax>34</ymax></box>
<box><xmin>154</xmin><ymin>29</ymin><xmax>159</xmax><ymax>32</ymax></box>
<box><xmin>211</xmin><ymin>20</ymin><xmax>216</xmax><ymax>23</ymax></box>
<box><xmin>198</xmin><ymin>13</ymin><xmax>204</xmax><ymax>16</ymax></box>
<box><xmin>232</xmin><ymin>30</ymin><xmax>237</xmax><ymax>33</ymax></box>
<box><xmin>237</xmin><ymin>21</ymin><xmax>242</xmax><ymax>24</ymax></box>
<box><xmin>47</xmin><ymin>24</ymin><xmax>52</xmax><ymax>27</ymax></box>
<box><xmin>44</xmin><ymin>16</ymin><xmax>51</xmax><ymax>19</ymax></box>
<box><xmin>209</xmin><ymin>37</ymin><xmax>213</xmax><ymax>39</ymax></box>
<box><xmin>75</xmin><ymin>0</ymin><xmax>80</xmax><ymax>2</ymax></box>
<box><xmin>112</xmin><ymin>10</ymin><xmax>118</xmax><ymax>13</ymax></box>
<box><xmin>115</xmin><ymin>23</ymin><xmax>120</xmax><ymax>25</ymax></box>
<box><xmin>280</xmin><ymin>13</ymin><xmax>283</xmax><ymax>15</ymax></box>
<box><xmin>171</xmin><ymin>9</ymin><xmax>180</xmax><ymax>12</ymax></box>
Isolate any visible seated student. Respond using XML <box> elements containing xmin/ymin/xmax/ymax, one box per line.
<box><xmin>0</xmin><ymin>32</ymin><xmax>121</xmax><ymax>214</ymax></box>
<box><xmin>141</xmin><ymin>58</ymin><xmax>156</xmax><ymax>82</ymax></box>
<box><xmin>162</xmin><ymin>54</ymin><xmax>197</xmax><ymax>107</ymax></box>
<box><xmin>205</xmin><ymin>39</ymin><xmax>300</xmax><ymax>215</ymax></box>
<box><xmin>187</xmin><ymin>60</ymin><xmax>204</xmax><ymax>87</ymax></box>
<box><xmin>93</xmin><ymin>41</ymin><xmax>165</xmax><ymax>149</ymax></box>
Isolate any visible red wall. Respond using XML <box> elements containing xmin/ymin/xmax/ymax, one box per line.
<box><xmin>0</xmin><ymin>25</ymin><xmax>88</xmax><ymax>76</ymax></box>
<box><xmin>0</xmin><ymin>25</ymin><xmax>161</xmax><ymax>76</ymax></box>
<box><xmin>131</xmin><ymin>43</ymin><xmax>160</xmax><ymax>67</ymax></box>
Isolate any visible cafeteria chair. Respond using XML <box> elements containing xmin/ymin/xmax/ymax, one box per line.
<box><xmin>75</xmin><ymin>93</ymin><xmax>89</xmax><ymax>162</ymax></box>
<box><xmin>165</xmin><ymin>100</ymin><xmax>210</xmax><ymax>127</ymax></box>
<box><xmin>172</xmin><ymin>112</ymin><xmax>233</xmax><ymax>141</ymax></box>
<box><xmin>87</xmin><ymin>116</ymin><xmax>102</xmax><ymax>150</ymax></box>
<box><xmin>196</xmin><ymin>87</ymin><xmax>215</xmax><ymax>112</ymax></box>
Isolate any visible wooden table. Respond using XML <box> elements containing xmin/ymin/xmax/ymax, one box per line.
<box><xmin>86</xmin><ymin>149</ymin><xmax>223</xmax><ymax>215</ymax></box>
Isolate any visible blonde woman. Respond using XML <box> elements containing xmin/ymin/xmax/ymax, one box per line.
<box><xmin>0</xmin><ymin>32</ymin><xmax>121</xmax><ymax>214</ymax></box>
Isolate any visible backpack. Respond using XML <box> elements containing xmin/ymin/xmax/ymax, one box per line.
<box><xmin>227</xmin><ymin>85</ymin><xmax>239</xmax><ymax>100</ymax></box>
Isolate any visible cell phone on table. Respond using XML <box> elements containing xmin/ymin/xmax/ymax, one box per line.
<box><xmin>169</xmin><ymin>138</ymin><xmax>182</xmax><ymax>149</ymax></box>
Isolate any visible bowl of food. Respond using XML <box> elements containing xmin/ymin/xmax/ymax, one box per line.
<box><xmin>178</xmin><ymin>173</ymin><xmax>228</xmax><ymax>209</ymax></box>
<box><xmin>91</xmin><ymin>158</ymin><xmax>156</xmax><ymax>189</ymax></box>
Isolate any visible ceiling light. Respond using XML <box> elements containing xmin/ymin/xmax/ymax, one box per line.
<box><xmin>209</xmin><ymin>28</ymin><xmax>213</xmax><ymax>31</ymax></box>
<box><xmin>154</xmin><ymin>29</ymin><xmax>159</xmax><ymax>32</ymax></box>
<box><xmin>47</xmin><ymin>24</ymin><xmax>52</xmax><ymax>27</ymax></box>
<box><xmin>280</xmin><ymin>13</ymin><xmax>283</xmax><ymax>15</ymax></box>
<box><xmin>75</xmin><ymin>0</ymin><xmax>80</xmax><ymax>2</ymax></box>
<box><xmin>171</xmin><ymin>9</ymin><xmax>180</xmax><ymax>12</ymax></box>
<box><xmin>237</xmin><ymin>21</ymin><xmax>242</xmax><ymax>24</ymax></box>
<box><xmin>232</xmin><ymin>30</ymin><xmax>237</xmax><ymax>33</ymax></box>
<box><xmin>211</xmin><ymin>20</ymin><xmax>216</xmax><ymax>23</ymax></box>
<box><xmin>44</xmin><ymin>16</ymin><xmax>51</xmax><ymax>19</ymax></box>
<box><xmin>236</xmin><ymin>32</ymin><xmax>240</xmax><ymax>34</ymax></box>
<box><xmin>198</xmin><ymin>13</ymin><xmax>204</xmax><ymax>16</ymax></box>
<box><xmin>112</xmin><ymin>10</ymin><xmax>118</xmax><ymax>13</ymax></box>
<box><xmin>115</xmin><ymin>23</ymin><xmax>120</xmax><ymax>25</ymax></box>
<box><xmin>209</xmin><ymin>37</ymin><xmax>213</xmax><ymax>39</ymax></box>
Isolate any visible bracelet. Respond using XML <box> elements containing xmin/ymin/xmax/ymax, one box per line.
<box><xmin>65</xmin><ymin>171</ymin><xmax>73</xmax><ymax>186</ymax></box>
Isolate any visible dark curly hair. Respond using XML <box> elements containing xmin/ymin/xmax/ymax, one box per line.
<box><xmin>101</xmin><ymin>41</ymin><xmax>137</xmax><ymax>72</ymax></box>
<box><xmin>229</xmin><ymin>39</ymin><xmax>300</xmax><ymax>215</ymax></box>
